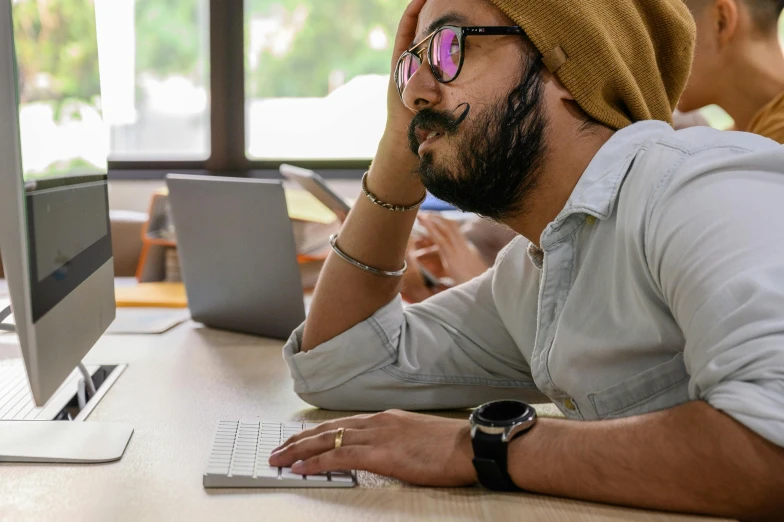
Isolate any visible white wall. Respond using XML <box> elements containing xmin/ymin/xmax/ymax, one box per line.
<box><xmin>107</xmin><ymin>180</ymin><xmax>165</xmax><ymax>213</ymax></box>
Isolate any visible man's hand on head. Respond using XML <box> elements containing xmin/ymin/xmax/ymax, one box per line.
<box><xmin>268</xmin><ymin>410</ymin><xmax>478</xmax><ymax>487</ymax></box>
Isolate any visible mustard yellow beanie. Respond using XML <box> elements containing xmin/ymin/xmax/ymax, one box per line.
<box><xmin>488</xmin><ymin>0</ymin><xmax>696</xmax><ymax>129</ymax></box>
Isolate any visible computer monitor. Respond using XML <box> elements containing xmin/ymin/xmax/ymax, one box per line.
<box><xmin>0</xmin><ymin>0</ymin><xmax>131</xmax><ymax>463</ymax></box>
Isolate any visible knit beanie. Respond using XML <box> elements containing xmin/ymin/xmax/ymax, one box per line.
<box><xmin>488</xmin><ymin>0</ymin><xmax>696</xmax><ymax>129</ymax></box>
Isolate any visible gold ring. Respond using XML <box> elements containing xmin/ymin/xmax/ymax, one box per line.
<box><xmin>334</xmin><ymin>428</ymin><xmax>345</xmax><ymax>450</ymax></box>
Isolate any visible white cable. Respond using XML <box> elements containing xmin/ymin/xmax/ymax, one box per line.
<box><xmin>77</xmin><ymin>362</ymin><xmax>97</xmax><ymax>399</ymax></box>
<box><xmin>0</xmin><ymin>305</ymin><xmax>11</xmax><ymax>324</ymax></box>
<box><xmin>0</xmin><ymin>306</ymin><xmax>15</xmax><ymax>332</ymax></box>
<box><xmin>76</xmin><ymin>378</ymin><xmax>87</xmax><ymax>410</ymax></box>
<box><xmin>0</xmin><ymin>305</ymin><xmax>13</xmax><ymax>331</ymax></box>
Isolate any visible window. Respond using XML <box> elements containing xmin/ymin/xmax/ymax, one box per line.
<box><xmin>13</xmin><ymin>0</ymin><xmax>107</xmax><ymax>180</ymax></box>
<box><xmin>12</xmin><ymin>1</ymin><xmax>784</xmax><ymax>176</ymax></box>
<box><xmin>12</xmin><ymin>0</ymin><xmax>210</xmax><ymax>180</ymax></box>
<box><xmin>105</xmin><ymin>0</ymin><xmax>210</xmax><ymax>161</ymax></box>
<box><xmin>244</xmin><ymin>0</ymin><xmax>409</xmax><ymax>161</ymax></box>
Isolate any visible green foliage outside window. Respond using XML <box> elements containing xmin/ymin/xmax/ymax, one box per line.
<box><xmin>9</xmin><ymin>1</ymin><xmax>784</xmax><ymax>120</ymax></box>
<box><xmin>246</xmin><ymin>0</ymin><xmax>409</xmax><ymax>98</ymax></box>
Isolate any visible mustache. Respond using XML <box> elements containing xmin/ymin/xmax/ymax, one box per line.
<box><xmin>407</xmin><ymin>103</ymin><xmax>471</xmax><ymax>155</ymax></box>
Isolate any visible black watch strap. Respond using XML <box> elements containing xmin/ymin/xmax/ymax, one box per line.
<box><xmin>471</xmin><ymin>430</ymin><xmax>521</xmax><ymax>492</ymax></box>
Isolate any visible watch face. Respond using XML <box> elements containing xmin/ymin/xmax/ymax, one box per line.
<box><xmin>474</xmin><ymin>400</ymin><xmax>532</xmax><ymax>428</ymax></box>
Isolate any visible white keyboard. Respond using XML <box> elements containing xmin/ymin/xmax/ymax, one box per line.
<box><xmin>203</xmin><ymin>420</ymin><xmax>357</xmax><ymax>488</ymax></box>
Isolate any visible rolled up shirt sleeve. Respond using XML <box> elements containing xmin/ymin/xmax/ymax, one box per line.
<box><xmin>283</xmin><ymin>266</ymin><xmax>546</xmax><ymax>411</ymax></box>
<box><xmin>648</xmin><ymin>145</ymin><xmax>784</xmax><ymax>447</ymax></box>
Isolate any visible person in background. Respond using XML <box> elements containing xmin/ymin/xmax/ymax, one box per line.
<box><xmin>679</xmin><ymin>0</ymin><xmax>784</xmax><ymax>142</ymax></box>
<box><xmin>402</xmin><ymin>215</ymin><xmax>516</xmax><ymax>303</ymax></box>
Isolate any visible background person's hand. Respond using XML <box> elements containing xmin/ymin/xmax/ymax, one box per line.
<box><xmin>419</xmin><ymin>214</ymin><xmax>489</xmax><ymax>285</ymax></box>
<box><xmin>400</xmin><ymin>248</ymin><xmax>438</xmax><ymax>303</ymax></box>
<box><xmin>268</xmin><ymin>410</ymin><xmax>477</xmax><ymax>487</ymax></box>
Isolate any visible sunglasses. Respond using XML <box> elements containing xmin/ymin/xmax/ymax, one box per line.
<box><xmin>394</xmin><ymin>25</ymin><xmax>524</xmax><ymax>100</ymax></box>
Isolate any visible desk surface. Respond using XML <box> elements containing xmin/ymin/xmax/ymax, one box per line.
<box><xmin>0</xmin><ymin>315</ymin><xmax>731</xmax><ymax>521</ymax></box>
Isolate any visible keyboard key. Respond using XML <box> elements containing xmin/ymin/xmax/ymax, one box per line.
<box><xmin>281</xmin><ymin>467</ymin><xmax>303</xmax><ymax>480</ymax></box>
<box><xmin>330</xmin><ymin>472</ymin><xmax>354</xmax><ymax>484</ymax></box>
<box><xmin>254</xmin><ymin>466</ymin><xmax>280</xmax><ymax>478</ymax></box>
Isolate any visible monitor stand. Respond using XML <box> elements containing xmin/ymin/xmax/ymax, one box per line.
<box><xmin>0</xmin><ymin>421</ymin><xmax>133</xmax><ymax>463</ymax></box>
<box><xmin>0</xmin><ymin>309</ymin><xmax>133</xmax><ymax>463</ymax></box>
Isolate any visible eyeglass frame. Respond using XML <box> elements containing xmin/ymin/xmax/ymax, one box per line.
<box><xmin>394</xmin><ymin>25</ymin><xmax>525</xmax><ymax>100</ymax></box>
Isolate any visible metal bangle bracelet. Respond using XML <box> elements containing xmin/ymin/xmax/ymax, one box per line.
<box><xmin>361</xmin><ymin>172</ymin><xmax>427</xmax><ymax>212</ymax></box>
<box><xmin>329</xmin><ymin>234</ymin><xmax>407</xmax><ymax>277</ymax></box>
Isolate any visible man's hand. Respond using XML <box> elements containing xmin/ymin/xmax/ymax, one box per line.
<box><xmin>382</xmin><ymin>0</ymin><xmax>428</xmax><ymax>146</ymax></box>
<box><xmin>268</xmin><ymin>410</ymin><xmax>477</xmax><ymax>487</ymax></box>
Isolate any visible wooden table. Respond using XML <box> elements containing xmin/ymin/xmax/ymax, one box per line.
<box><xmin>0</xmin><ymin>317</ymin><xmax>731</xmax><ymax>521</ymax></box>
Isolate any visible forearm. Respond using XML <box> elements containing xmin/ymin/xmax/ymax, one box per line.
<box><xmin>301</xmin><ymin>136</ymin><xmax>423</xmax><ymax>352</ymax></box>
<box><xmin>509</xmin><ymin>401</ymin><xmax>784</xmax><ymax>520</ymax></box>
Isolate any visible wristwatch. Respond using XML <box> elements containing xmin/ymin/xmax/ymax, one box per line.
<box><xmin>469</xmin><ymin>400</ymin><xmax>537</xmax><ymax>492</ymax></box>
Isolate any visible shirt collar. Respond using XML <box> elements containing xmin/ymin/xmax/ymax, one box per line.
<box><xmin>554</xmin><ymin>120</ymin><xmax>672</xmax><ymax>224</ymax></box>
<box><xmin>528</xmin><ymin>120</ymin><xmax>671</xmax><ymax>266</ymax></box>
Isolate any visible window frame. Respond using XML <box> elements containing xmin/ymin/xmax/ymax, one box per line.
<box><xmin>107</xmin><ymin>0</ymin><xmax>371</xmax><ymax>180</ymax></box>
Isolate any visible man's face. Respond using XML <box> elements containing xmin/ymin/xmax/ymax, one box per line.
<box><xmin>403</xmin><ymin>0</ymin><xmax>549</xmax><ymax>220</ymax></box>
<box><xmin>679</xmin><ymin>1</ymin><xmax>723</xmax><ymax>112</ymax></box>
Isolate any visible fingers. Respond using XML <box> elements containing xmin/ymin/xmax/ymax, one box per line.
<box><xmin>273</xmin><ymin>415</ymin><xmax>372</xmax><ymax>453</ymax></box>
<box><xmin>419</xmin><ymin>215</ymin><xmax>450</xmax><ymax>250</ymax></box>
<box><xmin>291</xmin><ymin>445</ymin><xmax>377</xmax><ymax>476</ymax></box>
<box><xmin>428</xmin><ymin>215</ymin><xmax>464</xmax><ymax>242</ymax></box>
<box><xmin>412</xmin><ymin>244</ymin><xmax>439</xmax><ymax>259</ymax></box>
<box><xmin>391</xmin><ymin>0</ymin><xmax>428</xmax><ymax>66</ymax></box>
<box><xmin>400</xmin><ymin>250</ymin><xmax>436</xmax><ymax>303</ymax></box>
<box><xmin>269</xmin><ymin>428</ymin><xmax>371</xmax><ymax>468</ymax></box>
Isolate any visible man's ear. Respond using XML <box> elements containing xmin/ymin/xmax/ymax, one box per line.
<box><xmin>542</xmin><ymin>68</ymin><xmax>575</xmax><ymax>102</ymax></box>
<box><xmin>714</xmin><ymin>0</ymin><xmax>740</xmax><ymax>47</ymax></box>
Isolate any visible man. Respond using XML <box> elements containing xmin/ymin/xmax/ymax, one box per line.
<box><xmin>270</xmin><ymin>0</ymin><xmax>784</xmax><ymax>519</ymax></box>
<box><xmin>679</xmin><ymin>0</ymin><xmax>784</xmax><ymax>142</ymax></box>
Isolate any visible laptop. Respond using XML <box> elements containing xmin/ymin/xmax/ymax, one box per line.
<box><xmin>165</xmin><ymin>174</ymin><xmax>306</xmax><ymax>340</ymax></box>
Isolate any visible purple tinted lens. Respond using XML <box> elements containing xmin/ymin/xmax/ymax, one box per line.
<box><xmin>432</xmin><ymin>28</ymin><xmax>460</xmax><ymax>81</ymax></box>
<box><xmin>398</xmin><ymin>53</ymin><xmax>420</xmax><ymax>93</ymax></box>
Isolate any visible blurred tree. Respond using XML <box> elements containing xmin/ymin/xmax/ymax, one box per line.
<box><xmin>135</xmin><ymin>0</ymin><xmax>204</xmax><ymax>79</ymax></box>
<box><xmin>12</xmin><ymin>0</ymin><xmax>101</xmax><ymax>105</ymax></box>
<box><xmin>12</xmin><ymin>0</ymin><xmax>204</xmax><ymax>106</ymax></box>
<box><xmin>246</xmin><ymin>0</ymin><xmax>410</xmax><ymax>98</ymax></box>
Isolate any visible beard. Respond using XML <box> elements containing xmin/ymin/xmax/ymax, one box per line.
<box><xmin>407</xmin><ymin>56</ymin><xmax>547</xmax><ymax>221</ymax></box>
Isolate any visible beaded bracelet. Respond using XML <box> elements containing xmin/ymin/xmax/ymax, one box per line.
<box><xmin>361</xmin><ymin>172</ymin><xmax>426</xmax><ymax>212</ymax></box>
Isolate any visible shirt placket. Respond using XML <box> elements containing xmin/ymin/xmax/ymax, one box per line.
<box><xmin>530</xmin><ymin>216</ymin><xmax>585</xmax><ymax>419</ymax></box>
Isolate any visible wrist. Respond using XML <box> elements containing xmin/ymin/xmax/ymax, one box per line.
<box><xmin>506</xmin><ymin>416</ymin><xmax>549</xmax><ymax>490</ymax></box>
<box><xmin>457</xmin><ymin>424</ymin><xmax>479</xmax><ymax>484</ymax></box>
<box><xmin>469</xmin><ymin>400</ymin><xmax>536</xmax><ymax>492</ymax></box>
<box><xmin>366</xmin><ymin>145</ymin><xmax>425</xmax><ymax>209</ymax></box>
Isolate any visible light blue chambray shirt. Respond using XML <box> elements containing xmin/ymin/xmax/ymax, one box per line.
<box><xmin>283</xmin><ymin>121</ymin><xmax>784</xmax><ymax>448</ymax></box>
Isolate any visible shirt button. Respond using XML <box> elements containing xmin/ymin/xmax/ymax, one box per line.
<box><xmin>564</xmin><ymin>398</ymin><xmax>577</xmax><ymax>411</ymax></box>
<box><xmin>585</xmin><ymin>216</ymin><xmax>596</xmax><ymax>226</ymax></box>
